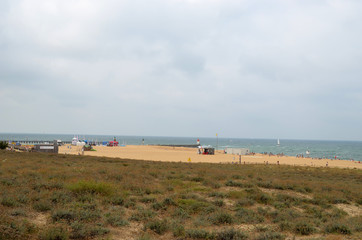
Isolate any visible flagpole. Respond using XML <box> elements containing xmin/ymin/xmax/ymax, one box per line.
<box><xmin>216</xmin><ymin>133</ymin><xmax>218</xmax><ymax>152</ymax></box>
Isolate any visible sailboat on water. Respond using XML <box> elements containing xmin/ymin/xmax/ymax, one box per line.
<box><xmin>277</xmin><ymin>138</ymin><xmax>280</xmax><ymax>146</ymax></box>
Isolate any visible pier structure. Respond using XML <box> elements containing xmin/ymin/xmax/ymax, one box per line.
<box><xmin>0</xmin><ymin>140</ymin><xmax>71</xmax><ymax>145</ymax></box>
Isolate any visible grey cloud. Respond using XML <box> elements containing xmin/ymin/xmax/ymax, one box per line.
<box><xmin>0</xmin><ymin>0</ymin><xmax>362</xmax><ymax>140</ymax></box>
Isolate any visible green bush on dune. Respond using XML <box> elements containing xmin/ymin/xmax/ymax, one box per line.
<box><xmin>66</xmin><ymin>180</ymin><xmax>114</xmax><ymax>196</ymax></box>
<box><xmin>0</xmin><ymin>141</ymin><xmax>8</xmax><ymax>150</ymax></box>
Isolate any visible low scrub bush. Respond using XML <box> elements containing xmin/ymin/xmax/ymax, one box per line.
<box><xmin>129</xmin><ymin>208</ymin><xmax>155</xmax><ymax>222</ymax></box>
<box><xmin>213</xmin><ymin>199</ymin><xmax>224</xmax><ymax>207</ymax></box>
<box><xmin>50</xmin><ymin>191</ymin><xmax>72</xmax><ymax>204</ymax></box>
<box><xmin>39</xmin><ymin>225</ymin><xmax>69</xmax><ymax>240</ymax></box>
<box><xmin>294</xmin><ymin>222</ymin><xmax>316</xmax><ymax>235</ymax></box>
<box><xmin>33</xmin><ymin>200</ymin><xmax>52</xmax><ymax>212</ymax></box>
<box><xmin>162</xmin><ymin>197</ymin><xmax>176</xmax><ymax>206</ymax></box>
<box><xmin>225</xmin><ymin>180</ymin><xmax>244</xmax><ymax>187</ymax></box>
<box><xmin>235</xmin><ymin>198</ymin><xmax>255</xmax><ymax>207</ymax></box>
<box><xmin>208</xmin><ymin>192</ymin><xmax>226</xmax><ymax>198</ymax></box>
<box><xmin>227</xmin><ymin>191</ymin><xmax>245</xmax><ymax>199</ymax></box>
<box><xmin>1</xmin><ymin>196</ymin><xmax>18</xmax><ymax>207</ymax></box>
<box><xmin>214</xmin><ymin>228</ymin><xmax>248</xmax><ymax>240</ymax></box>
<box><xmin>185</xmin><ymin>228</ymin><xmax>211</xmax><ymax>239</ymax></box>
<box><xmin>172</xmin><ymin>207</ymin><xmax>190</xmax><ymax>220</ymax></box>
<box><xmin>139</xmin><ymin>196</ymin><xmax>156</xmax><ymax>203</ymax></box>
<box><xmin>52</xmin><ymin>209</ymin><xmax>75</xmax><ymax>222</ymax></box>
<box><xmin>324</xmin><ymin>223</ymin><xmax>351</xmax><ymax>235</ymax></box>
<box><xmin>105</xmin><ymin>213</ymin><xmax>129</xmax><ymax>227</ymax></box>
<box><xmin>172</xmin><ymin>224</ymin><xmax>185</xmax><ymax>237</ymax></box>
<box><xmin>145</xmin><ymin>219</ymin><xmax>168</xmax><ymax>235</ymax></box>
<box><xmin>10</xmin><ymin>208</ymin><xmax>27</xmax><ymax>216</ymax></box>
<box><xmin>0</xmin><ymin>218</ymin><xmax>36</xmax><ymax>240</ymax></box>
<box><xmin>70</xmin><ymin>222</ymin><xmax>109</xmax><ymax>239</ymax></box>
<box><xmin>248</xmin><ymin>192</ymin><xmax>272</xmax><ymax>205</ymax></box>
<box><xmin>177</xmin><ymin>198</ymin><xmax>209</xmax><ymax>214</ymax></box>
<box><xmin>209</xmin><ymin>212</ymin><xmax>233</xmax><ymax>225</ymax></box>
<box><xmin>256</xmin><ymin>231</ymin><xmax>285</xmax><ymax>240</ymax></box>
<box><xmin>235</xmin><ymin>208</ymin><xmax>264</xmax><ymax>224</ymax></box>
<box><xmin>110</xmin><ymin>195</ymin><xmax>125</xmax><ymax>206</ymax></box>
<box><xmin>67</xmin><ymin>180</ymin><xmax>114</xmax><ymax>196</ymax></box>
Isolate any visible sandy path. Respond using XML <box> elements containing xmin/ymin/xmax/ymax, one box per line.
<box><xmin>59</xmin><ymin>145</ymin><xmax>362</xmax><ymax>169</ymax></box>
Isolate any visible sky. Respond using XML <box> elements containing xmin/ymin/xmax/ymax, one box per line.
<box><xmin>1</xmin><ymin>0</ymin><xmax>362</xmax><ymax>141</ymax></box>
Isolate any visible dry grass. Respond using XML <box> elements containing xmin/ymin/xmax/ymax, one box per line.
<box><xmin>0</xmin><ymin>150</ymin><xmax>361</xmax><ymax>240</ymax></box>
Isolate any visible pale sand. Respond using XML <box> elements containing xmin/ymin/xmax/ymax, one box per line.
<box><xmin>59</xmin><ymin>145</ymin><xmax>362</xmax><ymax>169</ymax></box>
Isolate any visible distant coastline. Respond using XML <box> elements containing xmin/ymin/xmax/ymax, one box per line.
<box><xmin>1</xmin><ymin>133</ymin><xmax>361</xmax><ymax>161</ymax></box>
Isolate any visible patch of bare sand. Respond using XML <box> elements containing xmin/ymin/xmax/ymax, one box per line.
<box><xmin>31</xmin><ymin>213</ymin><xmax>48</xmax><ymax>226</ymax></box>
<box><xmin>335</xmin><ymin>204</ymin><xmax>362</xmax><ymax>217</ymax></box>
<box><xmin>259</xmin><ymin>188</ymin><xmax>313</xmax><ymax>200</ymax></box>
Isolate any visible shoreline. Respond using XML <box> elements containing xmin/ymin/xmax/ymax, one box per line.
<box><xmin>58</xmin><ymin>145</ymin><xmax>362</xmax><ymax>170</ymax></box>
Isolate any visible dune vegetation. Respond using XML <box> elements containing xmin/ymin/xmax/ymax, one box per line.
<box><xmin>0</xmin><ymin>150</ymin><xmax>361</xmax><ymax>240</ymax></box>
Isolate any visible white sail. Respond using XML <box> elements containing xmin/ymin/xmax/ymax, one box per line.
<box><xmin>277</xmin><ymin>138</ymin><xmax>280</xmax><ymax>146</ymax></box>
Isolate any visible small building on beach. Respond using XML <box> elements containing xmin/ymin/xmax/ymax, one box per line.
<box><xmin>198</xmin><ymin>146</ymin><xmax>215</xmax><ymax>155</ymax></box>
<box><xmin>225</xmin><ymin>148</ymin><xmax>249</xmax><ymax>155</ymax></box>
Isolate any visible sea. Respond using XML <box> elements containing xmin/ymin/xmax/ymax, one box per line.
<box><xmin>1</xmin><ymin>133</ymin><xmax>361</xmax><ymax>162</ymax></box>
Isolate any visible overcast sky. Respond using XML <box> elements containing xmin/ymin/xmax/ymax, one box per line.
<box><xmin>1</xmin><ymin>0</ymin><xmax>361</xmax><ymax>141</ymax></box>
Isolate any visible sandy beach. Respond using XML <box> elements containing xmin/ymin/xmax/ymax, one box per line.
<box><xmin>59</xmin><ymin>145</ymin><xmax>362</xmax><ymax>169</ymax></box>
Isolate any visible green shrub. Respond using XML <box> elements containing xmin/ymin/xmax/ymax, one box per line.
<box><xmin>39</xmin><ymin>226</ymin><xmax>69</xmax><ymax>240</ymax></box>
<box><xmin>172</xmin><ymin>224</ymin><xmax>185</xmax><ymax>237</ymax></box>
<box><xmin>209</xmin><ymin>212</ymin><xmax>233</xmax><ymax>225</ymax></box>
<box><xmin>76</xmin><ymin>208</ymin><xmax>101</xmax><ymax>221</ymax></box>
<box><xmin>256</xmin><ymin>231</ymin><xmax>285</xmax><ymax>240</ymax></box>
<box><xmin>162</xmin><ymin>197</ymin><xmax>176</xmax><ymax>206</ymax></box>
<box><xmin>1</xmin><ymin>196</ymin><xmax>18</xmax><ymax>207</ymax></box>
<box><xmin>251</xmin><ymin>192</ymin><xmax>272</xmax><ymax>205</ymax></box>
<box><xmin>325</xmin><ymin>223</ymin><xmax>351</xmax><ymax>235</ymax></box>
<box><xmin>214</xmin><ymin>228</ymin><xmax>248</xmax><ymax>240</ymax></box>
<box><xmin>50</xmin><ymin>191</ymin><xmax>72</xmax><ymax>204</ymax></box>
<box><xmin>279</xmin><ymin>221</ymin><xmax>293</xmax><ymax>231</ymax></box>
<box><xmin>235</xmin><ymin>198</ymin><xmax>255</xmax><ymax>207</ymax></box>
<box><xmin>70</xmin><ymin>222</ymin><xmax>109</xmax><ymax>239</ymax></box>
<box><xmin>0</xmin><ymin>141</ymin><xmax>8</xmax><ymax>150</ymax></box>
<box><xmin>225</xmin><ymin>180</ymin><xmax>244</xmax><ymax>187</ymax></box>
<box><xmin>227</xmin><ymin>191</ymin><xmax>245</xmax><ymax>199</ymax></box>
<box><xmin>51</xmin><ymin>209</ymin><xmax>75</xmax><ymax>222</ymax></box>
<box><xmin>129</xmin><ymin>209</ymin><xmax>155</xmax><ymax>222</ymax></box>
<box><xmin>177</xmin><ymin>199</ymin><xmax>209</xmax><ymax>214</ymax></box>
<box><xmin>33</xmin><ymin>200</ymin><xmax>52</xmax><ymax>212</ymax></box>
<box><xmin>172</xmin><ymin>207</ymin><xmax>190</xmax><ymax>220</ymax></box>
<box><xmin>294</xmin><ymin>222</ymin><xmax>316</xmax><ymax>235</ymax></box>
<box><xmin>10</xmin><ymin>208</ymin><xmax>27</xmax><ymax>216</ymax></box>
<box><xmin>139</xmin><ymin>197</ymin><xmax>156</xmax><ymax>203</ymax></box>
<box><xmin>67</xmin><ymin>180</ymin><xmax>114</xmax><ymax>196</ymax></box>
<box><xmin>146</xmin><ymin>219</ymin><xmax>168</xmax><ymax>235</ymax></box>
<box><xmin>185</xmin><ymin>229</ymin><xmax>211</xmax><ymax>239</ymax></box>
<box><xmin>208</xmin><ymin>192</ymin><xmax>226</xmax><ymax>198</ymax></box>
<box><xmin>110</xmin><ymin>195</ymin><xmax>125</xmax><ymax>206</ymax></box>
<box><xmin>0</xmin><ymin>218</ymin><xmax>36</xmax><ymax>239</ymax></box>
<box><xmin>105</xmin><ymin>213</ymin><xmax>129</xmax><ymax>227</ymax></box>
<box><xmin>213</xmin><ymin>199</ymin><xmax>224</xmax><ymax>207</ymax></box>
<box><xmin>235</xmin><ymin>208</ymin><xmax>264</xmax><ymax>224</ymax></box>
<box><xmin>191</xmin><ymin>177</ymin><xmax>204</xmax><ymax>182</ymax></box>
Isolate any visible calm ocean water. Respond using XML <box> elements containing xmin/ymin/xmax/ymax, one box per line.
<box><xmin>1</xmin><ymin>133</ymin><xmax>361</xmax><ymax>161</ymax></box>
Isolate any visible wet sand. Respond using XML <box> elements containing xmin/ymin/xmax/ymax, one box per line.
<box><xmin>58</xmin><ymin>145</ymin><xmax>362</xmax><ymax>169</ymax></box>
